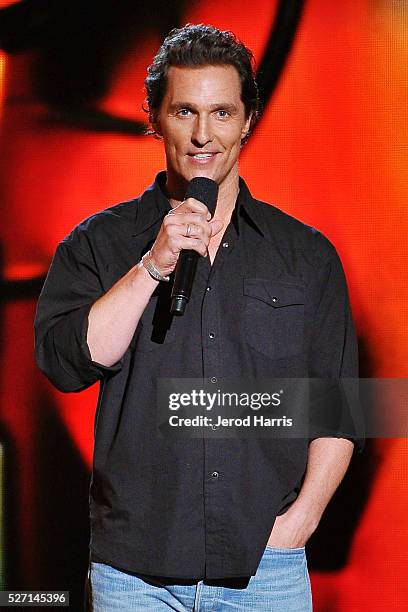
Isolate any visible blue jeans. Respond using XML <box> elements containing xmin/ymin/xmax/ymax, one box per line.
<box><xmin>88</xmin><ymin>546</ymin><xmax>312</xmax><ymax>611</ymax></box>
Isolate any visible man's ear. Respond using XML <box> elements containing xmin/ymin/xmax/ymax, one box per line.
<box><xmin>241</xmin><ymin>112</ymin><xmax>253</xmax><ymax>140</ymax></box>
<box><xmin>151</xmin><ymin>112</ymin><xmax>162</xmax><ymax>136</ymax></box>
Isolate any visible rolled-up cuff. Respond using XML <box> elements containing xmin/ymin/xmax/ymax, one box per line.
<box><xmin>39</xmin><ymin>303</ymin><xmax>124</xmax><ymax>392</ymax></box>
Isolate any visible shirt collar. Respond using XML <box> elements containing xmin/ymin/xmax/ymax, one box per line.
<box><xmin>131</xmin><ymin>171</ymin><xmax>171</xmax><ymax>236</ymax></box>
<box><xmin>132</xmin><ymin>171</ymin><xmax>265</xmax><ymax>238</ymax></box>
<box><xmin>236</xmin><ymin>177</ymin><xmax>265</xmax><ymax>238</ymax></box>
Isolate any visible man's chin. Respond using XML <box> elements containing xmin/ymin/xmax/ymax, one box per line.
<box><xmin>166</xmin><ymin>167</ymin><xmax>223</xmax><ymax>199</ymax></box>
<box><xmin>177</xmin><ymin>169</ymin><xmax>219</xmax><ymax>189</ymax></box>
<box><xmin>185</xmin><ymin>168</ymin><xmax>218</xmax><ymax>182</ymax></box>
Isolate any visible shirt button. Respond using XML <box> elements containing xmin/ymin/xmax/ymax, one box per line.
<box><xmin>209</xmin><ymin>332</ymin><xmax>215</xmax><ymax>339</ymax></box>
<box><xmin>272</xmin><ymin>296</ymin><xmax>278</xmax><ymax>302</ymax></box>
<box><xmin>210</xmin><ymin>377</ymin><xmax>217</xmax><ymax>384</ymax></box>
<box><xmin>206</xmin><ymin>286</ymin><xmax>212</xmax><ymax>291</ymax></box>
<box><xmin>222</xmin><ymin>242</ymin><xmax>229</xmax><ymax>248</ymax></box>
<box><xmin>212</xmin><ymin>471</ymin><xmax>219</xmax><ymax>478</ymax></box>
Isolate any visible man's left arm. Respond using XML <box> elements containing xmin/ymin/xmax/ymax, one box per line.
<box><xmin>267</xmin><ymin>437</ymin><xmax>353</xmax><ymax>547</ymax></box>
<box><xmin>268</xmin><ymin>233</ymin><xmax>363</xmax><ymax>547</ymax></box>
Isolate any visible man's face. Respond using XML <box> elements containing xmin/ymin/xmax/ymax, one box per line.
<box><xmin>154</xmin><ymin>64</ymin><xmax>252</xmax><ymax>195</ymax></box>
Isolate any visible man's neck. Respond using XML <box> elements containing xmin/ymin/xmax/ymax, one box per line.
<box><xmin>213</xmin><ymin>178</ymin><xmax>239</xmax><ymax>226</ymax></box>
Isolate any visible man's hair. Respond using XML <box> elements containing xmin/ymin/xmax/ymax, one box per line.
<box><xmin>144</xmin><ymin>23</ymin><xmax>260</xmax><ymax>144</ymax></box>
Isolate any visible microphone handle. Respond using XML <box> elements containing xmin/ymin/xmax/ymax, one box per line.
<box><xmin>170</xmin><ymin>249</ymin><xmax>199</xmax><ymax>315</ymax></box>
<box><xmin>170</xmin><ymin>177</ymin><xmax>219</xmax><ymax>316</ymax></box>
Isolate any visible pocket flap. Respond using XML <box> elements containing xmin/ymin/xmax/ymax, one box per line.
<box><xmin>243</xmin><ymin>278</ymin><xmax>304</xmax><ymax>307</ymax></box>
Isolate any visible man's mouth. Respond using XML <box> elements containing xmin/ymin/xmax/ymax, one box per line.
<box><xmin>188</xmin><ymin>152</ymin><xmax>219</xmax><ymax>163</ymax></box>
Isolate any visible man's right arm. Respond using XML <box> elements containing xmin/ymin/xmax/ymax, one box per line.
<box><xmin>87</xmin><ymin>197</ymin><xmax>223</xmax><ymax>367</ymax></box>
<box><xmin>34</xmin><ymin>237</ymin><xmax>130</xmax><ymax>393</ymax></box>
<box><xmin>34</xmin><ymin>197</ymin><xmax>223</xmax><ymax>392</ymax></box>
<box><xmin>86</xmin><ymin>260</ymin><xmax>158</xmax><ymax>367</ymax></box>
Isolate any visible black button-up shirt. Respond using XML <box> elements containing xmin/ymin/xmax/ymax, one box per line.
<box><xmin>34</xmin><ymin>172</ymin><xmax>360</xmax><ymax>579</ymax></box>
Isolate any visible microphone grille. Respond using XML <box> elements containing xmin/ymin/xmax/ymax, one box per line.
<box><xmin>185</xmin><ymin>177</ymin><xmax>219</xmax><ymax>216</ymax></box>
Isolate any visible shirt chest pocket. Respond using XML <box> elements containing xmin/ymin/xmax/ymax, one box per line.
<box><xmin>243</xmin><ymin>278</ymin><xmax>305</xmax><ymax>360</ymax></box>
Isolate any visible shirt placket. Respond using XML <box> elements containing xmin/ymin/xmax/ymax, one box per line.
<box><xmin>200</xmin><ymin>224</ymin><xmax>237</xmax><ymax>575</ymax></box>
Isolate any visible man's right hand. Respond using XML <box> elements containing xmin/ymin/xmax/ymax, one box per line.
<box><xmin>148</xmin><ymin>197</ymin><xmax>224</xmax><ymax>277</ymax></box>
<box><xmin>87</xmin><ymin>198</ymin><xmax>223</xmax><ymax>367</ymax></box>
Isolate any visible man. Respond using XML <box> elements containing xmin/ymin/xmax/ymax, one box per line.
<box><xmin>35</xmin><ymin>24</ymin><xmax>361</xmax><ymax>611</ymax></box>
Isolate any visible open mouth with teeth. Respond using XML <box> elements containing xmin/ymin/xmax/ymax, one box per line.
<box><xmin>188</xmin><ymin>153</ymin><xmax>218</xmax><ymax>162</ymax></box>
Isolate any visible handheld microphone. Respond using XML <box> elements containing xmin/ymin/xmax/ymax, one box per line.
<box><xmin>170</xmin><ymin>177</ymin><xmax>219</xmax><ymax>316</ymax></box>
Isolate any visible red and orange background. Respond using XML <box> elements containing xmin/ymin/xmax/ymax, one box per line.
<box><xmin>0</xmin><ymin>0</ymin><xmax>407</xmax><ymax>609</ymax></box>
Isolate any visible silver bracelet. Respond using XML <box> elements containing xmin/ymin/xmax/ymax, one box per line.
<box><xmin>142</xmin><ymin>250</ymin><xmax>170</xmax><ymax>282</ymax></box>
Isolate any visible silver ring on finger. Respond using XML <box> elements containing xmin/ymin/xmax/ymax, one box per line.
<box><xmin>186</xmin><ymin>223</ymin><xmax>192</xmax><ymax>237</ymax></box>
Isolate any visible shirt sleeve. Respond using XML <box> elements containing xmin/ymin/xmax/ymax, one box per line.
<box><xmin>308</xmin><ymin>233</ymin><xmax>365</xmax><ymax>453</ymax></box>
<box><xmin>34</xmin><ymin>238</ymin><xmax>124</xmax><ymax>393</ymax></box>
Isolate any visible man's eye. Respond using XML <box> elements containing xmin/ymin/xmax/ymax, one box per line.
<box><xmin>216</xmin><ymin>110</ymin><xmax>229</xmax><ymax>118</ymax></box>
<box><xmin>177</xmin><ymin>109</ymin><xmax>191</xmax><ymax>116</ymax></box>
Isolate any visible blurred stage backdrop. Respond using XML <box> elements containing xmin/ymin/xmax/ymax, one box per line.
<box><xmin>0</xmin><ymin>0</ymin><xmax>407</xmax><ymax>609</ymax></box>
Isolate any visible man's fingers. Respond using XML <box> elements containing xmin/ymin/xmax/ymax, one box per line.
<box><xmin>165</xmin><ymin>212</ymin><xmax>207</xmax><ymax>226</ymax></box>
<box><xmin>173</xmin><ymin>197</ymin><xmax>209</xmax><ymax>216</ymax></box>
<box><xmin>165</xmin><ymin>212</ymin><xmax>212</xmax><ymax>240</ymax></box>
<box><xmin>185</xmin><ymin>223</ymin><xmax>207</xmax><ymax>239</ymax></box>
<box><xmin>154</xmin><ymin>205</ymin><xmax>222</xmax><ymax>273</ymax></box>
<box><xmin>171</xmin><ymin>236</ymin><xmax>208</xmax><ymax>257</ymax></box>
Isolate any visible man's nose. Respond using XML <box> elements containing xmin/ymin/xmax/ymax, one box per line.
<box><xmin>191</xmin><ymin>115</ymin><xmax>213</xmax><ymax>146</ymax></box>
